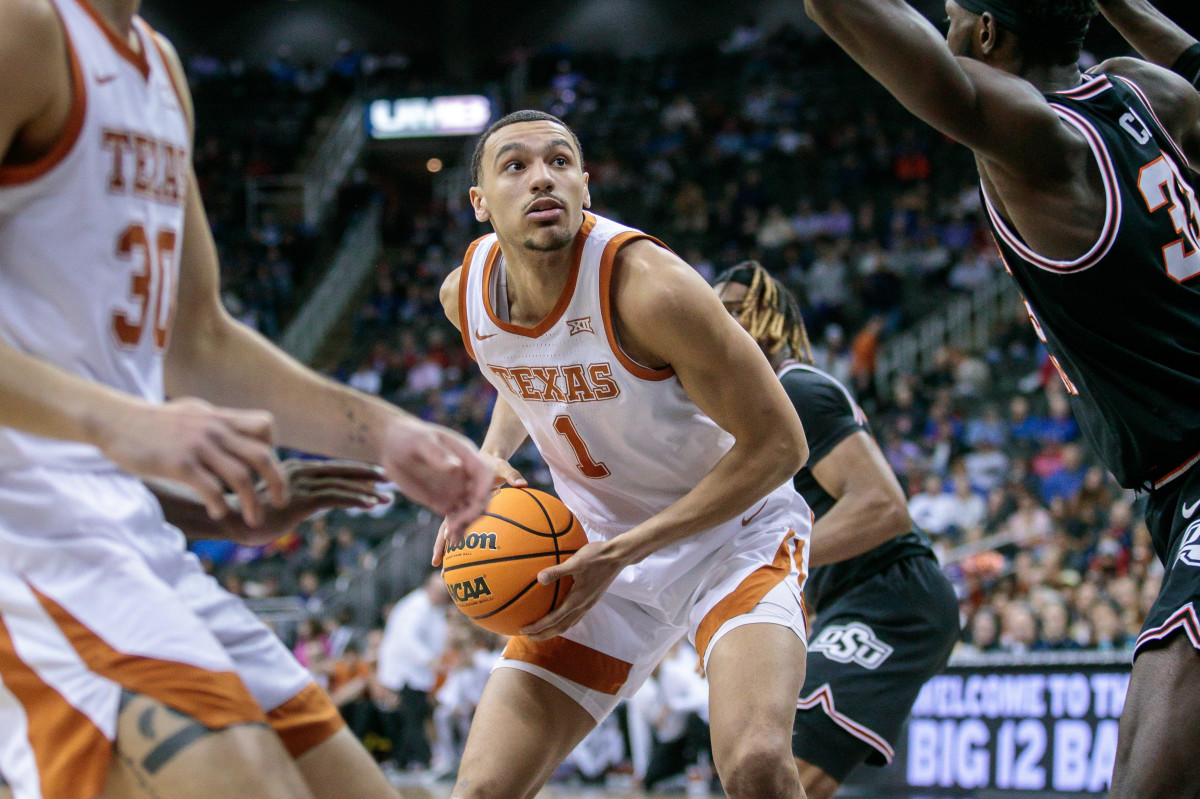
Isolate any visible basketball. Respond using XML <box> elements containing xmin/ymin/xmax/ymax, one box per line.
<box><xmin>442</xmin><ymin>487</ymin><xmax>588</xmax><ymax>635</ymax></box>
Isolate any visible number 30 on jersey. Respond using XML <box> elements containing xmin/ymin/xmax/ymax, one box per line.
<box><xmin>1137</xmin><ymin>152</ymin><xmax>1200</xmax><ymax>283</ymax></box>
<box><xmin>111</xmin><ymin>223</ymin><xmax>178</xmax><ymax>352</ymax></box>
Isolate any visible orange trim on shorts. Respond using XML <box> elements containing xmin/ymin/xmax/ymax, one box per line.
<box><xmin>0</xmin><ymin>3</ymin><xmax>87</xmax><ymax>187</ymax></box>
<box><xmin>597</xmin><ymin>231</ymin><xmax>676</xmax><ymax>381</ymax></box>
<box><xmin>694</xmin><ymin>530</ymin><xmax>796</xmax><ymax>661</ymax></box>
<box><xmin>481</xmin><ymin>212</ymin><xmax>597</xmax><ymax>338</ymax></box>
<box><xmin>0</xmin><ymin>614</ymin><xmax>111</xmax><ymax>799</ymax></box>
<box><xmin>265</xmin><ymin>682</ymin><xmax>345</xmax><ymax>759</ymax></box>
<box><xmin>458</xmin><ymin>236</ymin><xmax>487</xmax><ymax>362</ymax></box>
<box><xmin>31</xmin><ymin>586</ymin><xmax>266</xmax><ymax>730</ymax></box>
<box><xmin>503</xmin><ymin>635</ymin><xmax>632</xmax><ymax>695</ymax></box>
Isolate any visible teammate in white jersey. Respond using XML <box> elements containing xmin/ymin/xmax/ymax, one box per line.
<box><xmin>438</xmin><ymin>109</ymin><xmax>815</xmax><ymax>799</ymax></box>
<box><xmin>0</xmin><ymin>2</ymin><xmax>491</xmax><ymax>799</ymax></box>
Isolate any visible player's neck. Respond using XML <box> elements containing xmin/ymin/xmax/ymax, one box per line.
<box><xmin>496</xmin><ymin>239</ymin><xmax>577</xmax><ymax>326</ymax></box>
<box><xmin>1013</xmin><ymin>62</ymin><xmax>1084</xmax><ymax>94</ymax></box>
<box><xmin>87</xmin><ymin>0</ymin><xmax>140</xmax><ymax>38</ymax></box>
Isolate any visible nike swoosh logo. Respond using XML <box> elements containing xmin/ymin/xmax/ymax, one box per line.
<box><xmin>1184</xmin><ymin>498</ymin><xmax>1200</xmax><ymax>519</ymax></box>
<box><xmin>95</xmin><ymin>74</ymin><xmax>118</xmax><ymax>84</ymax></box>
<box><xmin>474</xmin><ymin>330</ymin><xmax>498</xmax><ymax>341</ymax></box>
<box><xmin>742</xmin><ymin>500</ymin><xmax>769</xmax><ymax>527</ymax></box>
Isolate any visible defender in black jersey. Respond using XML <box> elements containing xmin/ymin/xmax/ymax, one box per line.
<box><xmin>806</xmin><ymin>0</ymin><xmax>1200</xmax><ymax>794</ymax></box>
<box><xmin>713</xmin><ymin>263</ymin><xmax>959</xmax><ymax>799</ymax></box>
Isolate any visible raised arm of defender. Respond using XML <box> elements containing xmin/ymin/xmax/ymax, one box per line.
<box><xmin>803</xmin><ymin>0</ymin><xmax>1078</xmax><ymax>175</ymax></box>
<box><xmin>1097</xmin><ymin>0</ymin><xmax>1198</xmax><ymax>76</ymax></box>
<box><xmin>522</xmin><ymin>240</ymin><xmax>808</xmax><ymax>639</ymax></box>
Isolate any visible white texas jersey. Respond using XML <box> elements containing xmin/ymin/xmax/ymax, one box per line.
<box><xmin>460</xmin><ymin>212</ymin><xmax>738</xmax><ymax>533</ymax></box>
<box><xmin>0</xmin><ymin>1</ymin><xmax>189</xmax><ymax>472</ymax></box>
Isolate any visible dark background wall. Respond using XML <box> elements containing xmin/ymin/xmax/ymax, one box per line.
<box><xmin>143</xmin><ymin>0</ymin><xmax>1199</xmax><ymax>67</ymax></box>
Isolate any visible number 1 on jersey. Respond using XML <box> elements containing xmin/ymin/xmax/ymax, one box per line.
<box><xmin>553</xmin><ymin>415</ymin><xmax>610</xmax><ymax>479</ymax></box>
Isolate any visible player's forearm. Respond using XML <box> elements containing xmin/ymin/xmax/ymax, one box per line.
<box><xmin>165</xmin><ymin>313</ymin><xmax>404</xmax><ymax>462</ymax></box>
<box><xmin>1099</xmin><ymin>0</ymin><xmax>1197</xmax><ymax>71</ymax></box>
<box><xmin>807</xmin><ymin>489</ymin><xmax>911</xmax><ymax>568</ymax></box>
<box><xmin>0</xmin><ymin>341</ymin><xmax>148</xmax><ymax>449</ymax></box>
<box><xmin>480</xmin><ymin>396</ymin><xmax>528</xmax><ymax>459</ymax></box>
<box><xmin>609</xmin><ymin>433</ymin><xmax>806</xmax><ymax>565</ymax></box>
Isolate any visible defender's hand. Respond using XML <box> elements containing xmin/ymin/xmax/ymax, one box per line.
<box><xmin>520</xmin><ymin>541</ymin><xmax>627</xmax><ymax>640</ymax></box>
<box><xmin>223</xmin><ymin>460</ymin><xmax>387</xmax><ymax>546</ymax></box>
<box><xmin>98</xmin><ymin>398</ymin><xmax>287</xmax><ymax>527</ymax></box>
<box><xmin>380</xmin><ymin>417</ymin><xmax>492</xmax><ymax>542</ymax></box>
<box><xmin>431</xmin><ymin>455</ymin><xmax>525</xmax><ymax>566</ymax></box>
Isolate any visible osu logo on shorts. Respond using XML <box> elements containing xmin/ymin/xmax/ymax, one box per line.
<box><xmin>810</xmin><ymin>622</ymin><xmax>894</xmax><ymax>669</ymax></box>
<box><xmin>1176</xmin><ymin>520</ymin><xmax>1200</xmax><ymax>568</ymax></box>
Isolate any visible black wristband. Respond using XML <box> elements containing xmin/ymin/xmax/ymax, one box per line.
<box><xmin>1172</xmin><ymin>42</ymin><xmax>1200</xmax><ymax>89</ymax></box>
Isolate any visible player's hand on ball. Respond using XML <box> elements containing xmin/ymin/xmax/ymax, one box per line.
<box><xmin>98</xmin><ymin>397</ymin><xmax>288</xmax><ymax>527</ymax></box>
<box><xmin>520</xmin><ymin>541</ymin><xmax>627</xmax><ymax>640</ymax></box>
<box><xmin>480</xmin><ymin>451</ymin><xmax>527</xmax><ymax>489</ymax></box>
<box><xmin>380</xmin><ymin>416</ymin><xmax>492</xmax><ymax>543</ymax></box>
<box><xmin>222</xmin><ymin>459</ymin><xmax>388</xmax><ymax>546</ymax></box>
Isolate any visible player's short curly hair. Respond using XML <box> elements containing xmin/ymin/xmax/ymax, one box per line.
<box><xmin>470</xmin><ymin>110</ymin><xmax>583</xmax><ymax>186</ymax></box>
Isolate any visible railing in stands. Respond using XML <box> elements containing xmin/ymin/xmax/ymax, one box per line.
<box><xmin>319</xmin><ymin>510</ymin><xmax>440</xmax><ymax>627</ymax></box>
<box><xmin>874</xmin><ymin>273</ymin><xmax>1019</xmax><ymax>397</ymax></box>
<box><xmin>246</xmin><ymin>97</ymin><xmax>367</xmax><ymax>231</ymax></box>
<box><xmin>280</xmin><ymin>201</ymin><xmax>381</xmax><ymax>363</ymax></box>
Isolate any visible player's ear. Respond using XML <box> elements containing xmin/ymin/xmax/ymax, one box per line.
<box><xmin>470</xmin><ymin>186</ymin><xmax>490</xmax><ymax>223</ymax></box>
<box><xmin>582</xmin><ymin>172</ymin><xmax>591</xmax><ymax>210</ymax></box>
<box><xmin>978</xmin><ymin>12</ymin><xmax>998</xmax><ymax>56</ymax></box>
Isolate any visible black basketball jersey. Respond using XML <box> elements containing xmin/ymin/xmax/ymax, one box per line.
<box><xmin>777</xmin><ymin>362</ymin><xmax>934</xmax><ymax>610</ymax></box>
<box><xmin>983</xmin><ymin>74</ymin><xmax>1200</xmax><ymax>489</ymax></box>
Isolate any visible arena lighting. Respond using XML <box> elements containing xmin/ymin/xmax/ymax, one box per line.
<box><xmin>368</xmin><ymin>95</ymin><xmax>492</xmax><ymax>139</ymax></box>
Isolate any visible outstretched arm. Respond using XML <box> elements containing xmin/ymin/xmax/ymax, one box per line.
<box><xmin>803</xmin><ymin>0</ymin><xmax>1074</xmax><ymax>177</ymax></box>
<box><xmin>154</xmin><ymin>35</ymin><xmax>491</xmax><ymax>537</ymax></box>
<box><xmin>1098</xmin><ymin>0</ymin><xmax>1199</xmax><ymax>82</ymax></box>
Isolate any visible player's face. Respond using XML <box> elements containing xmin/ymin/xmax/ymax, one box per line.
<box><xmin>471</xmin><ymin>121</ymin><xmax>591</xmax><ymax>253</ymax></box>
<box><xmin>715</xmin><ymin>281</ymin><xmax>751</xmax><ymax>330</ymax></box>
<box><xmin>944</xmin><ymin>1</ymin><xmax>978</xmax><ymax>58</ymax></box>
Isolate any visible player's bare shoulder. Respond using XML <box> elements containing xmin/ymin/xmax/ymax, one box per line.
<box><xmin>147</xmin><ymin>29</ymin><xmax>196</xmax><ymax>132</ymax></box>
<box><xmin>1094</xmin><ymin>57</ymin><xmax>1200</xmax><ymax>145</ymax></box>
<box><xmin>440</xmin><ymin>266</ymin><xmax>464</xmax><ymax>330</ymax></box>
<box><xmin>609</xmin><ymin>238</ymin><xmax>730</xmax><ymax>367</ymax></box>
<box><xmin>0</xmin><ymin>0</ymin><xmax>67</xmax><ymax>130</ymax></box>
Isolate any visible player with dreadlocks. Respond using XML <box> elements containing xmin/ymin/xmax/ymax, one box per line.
<box><xmin>713</xmin><ymin>262</ymin><xmax>958</xmax><ymax>799</ymax></box>
<box><xmin>806</xmin><ymin>0</ymin><xmax>1200</xmax><ymax>792</ymax></box>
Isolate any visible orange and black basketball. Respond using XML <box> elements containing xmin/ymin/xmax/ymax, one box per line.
<box><xmin>442</xmin><ymin>487</ymin><xmax>587</xmax><ymax>635</ymax></box>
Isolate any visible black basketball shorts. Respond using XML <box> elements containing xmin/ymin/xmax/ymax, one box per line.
<box><xmin>792</xmin><ymin>555</ymin><xmax>959</xmax><ymax>783</ymax></box>
<box><xmin>1138</xmin><ymin>462</ymin><xmax>1200</xmax><ymax>656</ymax></box>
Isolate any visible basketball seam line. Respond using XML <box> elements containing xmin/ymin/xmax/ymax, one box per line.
<box><xmin>473</xmin><ymin>577</ymin><xmax>540</xmax><ymax>620</ymax></box>
<box><xmin>442</xmin><ymin>549</ymin><xmax>581</xmax><ymax>574</ymax></box>
<box><xmin>481</xmin><ymin>511</ymin><xmax>562</xmax><ymax>537</ymax></box>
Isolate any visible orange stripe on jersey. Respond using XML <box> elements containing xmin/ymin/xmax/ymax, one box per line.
<box><xmin>503</xmin><ymin>634</ymin><xmax>632</xmax><ymax>695</ymax></box>
<box><xmin>265</xmin><ymin>682</ymin><xmax>345</xmax><ymax>758</ymax></box>
<box><xmin>694</xmin><ymin>530</ymin><xmax>796</xmax><ymax>662</ymax></box>
<box><xmin>31</xmin><ymin>586</ymin><xmax>267</xmax><ymax>730</ymax></box>
<box><xmin>458</xmin><ymin>236</ymin><xmax>487</xmax><ymax>362</ymax></box>
<box><xmin>144</xmin><ymin>23</ymin><xmax>188</xmax><ymax>119</ymax></box>
<box><xmin>482</xmin><ymin>213</ymin><xmax>597</xmax><ymax>338</ymax></box>
<box><xmin>598</xmin><ymin>232</ymin><xmax>676</xmax><ymax>381</ymax></box>
<box><xmin>0</xmin><ymin>2</ymin><xmax>87</xmax><ymax>188</ymax></box>
<box><xmin>71</xmin><ymin>0</ymin><xmax>150</xmax><ymax>80</ymax></box>
<box><xmin>0</xmin><ymin>613</ymin><xmax>111</xmax><ymax>799</ymax></box>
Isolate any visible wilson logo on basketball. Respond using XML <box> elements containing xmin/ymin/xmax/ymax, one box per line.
<box><xmin>448</xmin><ymin>576</ymin><xmax>493</xmax><ymax>603</ymax></box>
<box><xmin>445</xmin><ymin>532</ymin><xmax>499</xmax><ymax>554</ymax></box>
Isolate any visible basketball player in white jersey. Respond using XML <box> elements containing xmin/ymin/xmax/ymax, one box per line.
<box><xmin>438</xmin><ymin>109</ymin><xmax>815</xmax><ymax>799</ymax></box>
<box><xmin>0</xmin><ymin>1</ymin><xmax>492</xmax><ymax>798</ymax></box>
